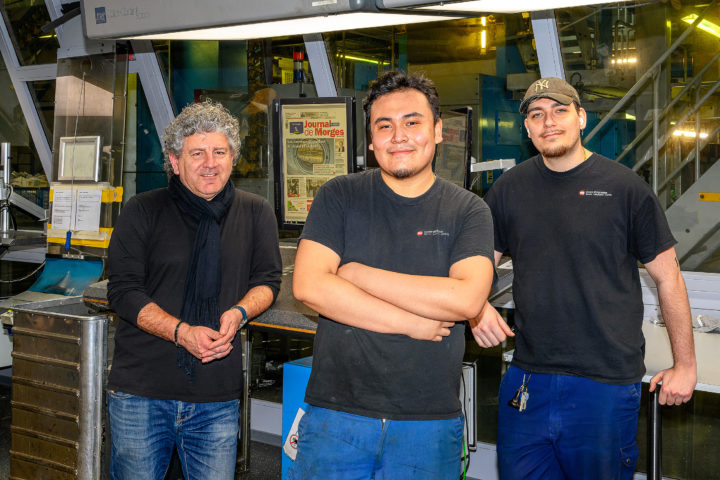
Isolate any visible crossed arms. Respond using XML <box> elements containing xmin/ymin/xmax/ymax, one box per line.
<box><xmin>292</xmin><ymin>239</ymin><xmax>495</xmax><ymax>341</ymax></box>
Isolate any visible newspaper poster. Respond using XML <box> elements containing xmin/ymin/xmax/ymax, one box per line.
<box><xmin>281</xmin><ymin>103</ymin><xmax>349</xmax><ymax>223</ymax></box>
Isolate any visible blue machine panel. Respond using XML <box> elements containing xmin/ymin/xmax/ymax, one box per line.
<box><xmin>281</xmin><ymin>356</ymin><xmax>313</xmax><ymax>479</ymax></box>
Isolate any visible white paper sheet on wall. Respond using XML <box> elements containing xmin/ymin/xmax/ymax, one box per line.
<box><xmin>51</xmin><ymin>188</ymin><xmax>102</xmax><ymax>232</ymax></box>
<box><xmin>75</xmin><ymin>190</ymin><xmax>102</xmax><ymax>232</ymax></box>
<box><xmin>51</xmin><ymin>189</ymin><xmax>75</xmax><ymax>231</ymax></box>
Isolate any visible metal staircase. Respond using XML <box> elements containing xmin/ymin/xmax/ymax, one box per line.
<box><xmin>583</xmin><ymin>0</ymin><xmax>720</xmax><ymax>271</ymax></box>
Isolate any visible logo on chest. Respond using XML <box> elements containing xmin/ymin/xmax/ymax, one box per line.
<box><xmin>417</xmin><ymin>229</ymin><xmax>450</xmax><ymax>237</ymax></box>
<box><xmin>578</xmin><ymin>189</ymin><xmax>613</xmax><ymax>197</ymax></box>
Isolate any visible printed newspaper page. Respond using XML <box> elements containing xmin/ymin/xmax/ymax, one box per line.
<box><xmin>281</xmin><ymin>103</ymin><xmax>348</xmax><ymax>223</ymax></box>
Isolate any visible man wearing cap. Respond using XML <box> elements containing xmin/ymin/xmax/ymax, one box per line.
<box><xmin>471</xmin><ymin>77</ymin><xmax>696</xmax><ymax>479</ymax></box>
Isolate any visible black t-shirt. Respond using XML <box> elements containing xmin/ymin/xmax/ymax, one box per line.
<box><xmin>485</xmin><ymin>154</ymin><xmax>676</xmax><ymax>384</ymax></box>
<box><xmin>107</xmin><ymin>187</ymin><xmax>282</xmax><ymax>402</ymax></box>
<box><xmin>299</xmin><ymin>169</ymin><xmax>494</xmax><ymax>420</ymax></box>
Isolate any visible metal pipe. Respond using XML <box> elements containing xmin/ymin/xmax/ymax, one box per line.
<box><xmin>1</xmin><ymin>142</ymin><xmax>10</xmax><ymax>233</ymax></box>
<box><xmin>652</xmin><ymin>73</ymin><xmax>659</xmax><ymax>194</ymax></box>
<box><xmin>78</xmin><ymin>316</ymin><xmax>106</xmax><ymax>480</ymax></box>
<box><xmin>236</xmin><ymin>328</ymin><xmax>252</xmax><ymax>475</ymax></box>
<box><xmin>648</xmin><ymin>388</ymin><xmax>662</xmax><ymax>480</ymax></box>
<box><xmin>695</xmin><ymin>87</ymin><xmax>701</xmax><ymax>181</ymax></box>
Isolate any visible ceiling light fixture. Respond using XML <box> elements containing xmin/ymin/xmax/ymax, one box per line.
<box><xmin>338</xmin><ymin>54</ymin><xmax>384</xmax><ymax>65</ymax></box>
<box><xmin>682</xmin><ymin>14</ymin><xmax>720</xmax><ymax>39</ymax></box>
<box><xmin>387</xmin><ymin>0</ymin><xmax>630</xmax><ymax>14</ymax></box>
<box><xmin>81</xmin><ymin>0</ymin><xmax>631</xmax><ymax>41</ymax></box>
<box><xmin>80</xmin><ymin>0</ymin><xmax>458</xmax><ymax>40</ymax></box>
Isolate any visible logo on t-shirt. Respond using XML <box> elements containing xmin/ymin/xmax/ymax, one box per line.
<box><xmin>417</xmin><ymin>229</ymin><xmax>450</xmax><ymax>237</ymax></box>
<box><xmin>579</xmin><ymin>189</ymin><xmax>612</xmax><ymax>197</ymax></box>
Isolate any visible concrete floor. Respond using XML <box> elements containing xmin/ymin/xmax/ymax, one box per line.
<box><xmin>0</xmin><ymin>380</ymin><xmax>282</xmax><ymax>480</ymax></box>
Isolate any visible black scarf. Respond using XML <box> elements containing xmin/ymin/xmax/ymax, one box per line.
<box><xmin>168</xmin><ymin>175</ymin><xmax>236</xmax><ymax>378</ymax></box>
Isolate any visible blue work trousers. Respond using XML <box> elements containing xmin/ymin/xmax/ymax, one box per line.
<box><xmin>289</xmin><ymin>405</ymin><xmax>464</xmax><ymax>480</ymax></box>
<box><xmin>497</xmin><ymin>365</ymin><xmax>641</xmax><ymax>480</ymax></box>
<box><xmin>107</xmin><ymin>391</ymin><xmax>239</xmax><ymax>480</ymax></box>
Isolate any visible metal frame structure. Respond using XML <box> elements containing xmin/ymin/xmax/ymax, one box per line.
<box><xmin>303</xmin><ymin>34</ymin><xmax>338</xmax><ymax>98</ymax></box>
<box><xmin>130</xmin><ymin>40</ymin><xmax>175</xmax><ymax>136</ymax></box>
<box><xmin>0</xmin><ymin>2</ymin><xmax>174</xmax><ymax>186</ymax></box>
<box><xmin>5</xmin><ymin>4</ymin><xmax>719</xmax><ymax>480</ymax></box>
<box><xmin>0</xmin><ymin>10</ymin><xmax>54</xmax><ymax>179</ymax></box>
<box><xmin>530</xmin><ymin>10</ymin><xmax>565</xmax><ymax>79</ymax></box>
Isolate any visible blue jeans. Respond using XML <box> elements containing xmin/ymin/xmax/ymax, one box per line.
<box><xmin>107</xmin><ymin>391</ymin><xmax>239</xmax><ymax>480</ymax></box>
<box><xmin>289</xmin><ymin>405</ymin><xmax>464</xmax><ymax>480</ymax></box>
<box><xmin>497</xmin><ymin>365</ymin><xmax>641</xmax><ymax>480</ymax></box>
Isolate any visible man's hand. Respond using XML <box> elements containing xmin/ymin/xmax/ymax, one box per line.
<box><xmin>469</xmin><ymin>303</ymin><xmax>514</xmax><ymax>348</ymax></box>
<box><xmin>177</xmin><ymin>324</ymin><xmax>226</xmax><ymax>362</ymax></box>
<box><xmin>177</xmin><ymin>307</ymin><xmax>244</xmax><ymax>364</ymax></box>
<box><xmin>408</xmin><ymin>318</ymin><xmax>455</xmax><ymax>342</ymax></box>
<box><xmin>649</xmin><ymin>363</ymin><xmax>696</xmax><ymax>406</ymax></box>
<box><xmin>199</xmin><ymin>308</ymin><xmax>245</xmax><ymax>363</ymax></box>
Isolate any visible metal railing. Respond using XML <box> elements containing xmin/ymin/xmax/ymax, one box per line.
<box><xmin>582</xmin><ymin>0</ymin><xmax>719</xmax><ymax>203</ymax></box>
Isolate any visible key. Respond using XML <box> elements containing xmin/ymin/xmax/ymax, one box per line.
<box><xmin>508</xmin><ymin>386</ymin><xmax>524</xmax><ymax>410</ymax></box>
<box><xmin>519</xmin><ymin>390</ymin><xmax>529</xmax><ymax>412</ymax></box>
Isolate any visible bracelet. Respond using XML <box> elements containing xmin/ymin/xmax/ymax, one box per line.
<box><xmin>232</xmin><ymin>305</ymin><xmax>248</xmax><ymax>328</ymax></box>
<box><xmin>174</xmin><ymin>320</ymin><xmax>184</xmax><ymax>347</ymax></box>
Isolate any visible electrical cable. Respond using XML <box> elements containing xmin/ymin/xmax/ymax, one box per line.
<box><xmin>460</xmin><ymin>367</ymin><xmax>471</xmax><ymax>479</ymax></box>
<box><xmin>0</xmin><ymin>261</ymin><xmax>45</xmax><ymax>283</ymax></box>
<box><xmin>9</xmin><ymin>206</ymin><xmax>17</xmax><ymax>231</ymax></box>
<box><xmin>63</xmin><ymin>69</ymin><xmax>88</xmax><ymax>253</ymax></box>
<box><xmin>7</xmin><ymin>185</ymin><xmax>16</xmax><ymax>231</ymax></box>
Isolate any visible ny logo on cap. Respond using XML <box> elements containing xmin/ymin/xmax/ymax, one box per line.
<box><xmin>534</xmin><ymin>80</ymin><xmax>550</xmax><ymax>91</ymax></box>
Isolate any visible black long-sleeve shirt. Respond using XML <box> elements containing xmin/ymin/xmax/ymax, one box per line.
<box><xmin>107</xmin><ymin>187</ymin><xmax>281</xmax><ymax>402</ymax></box>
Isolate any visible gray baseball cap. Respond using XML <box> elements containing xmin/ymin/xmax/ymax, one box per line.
<box><xmin>520</xmin><ymin>77</ymin><xmax>580</xmax><ymax>115</ymax></box>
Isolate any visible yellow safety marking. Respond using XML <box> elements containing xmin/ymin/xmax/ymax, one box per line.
<box><xmin>47</xmin><ymin>237</ymin><xmax>111</xmax><ymax>248</ymax></box>
<box><xmin>85</xmin><ymin>297</ymin><xmax>109</xmax><ymax>305</ymax></box>
<box><xmin>47</xmin><ymin>228</ymin><xmax>114</xmax><ymax>248</ymax></box>
<box><xmin>699</xmin><ymin>192</ymin><xmax>720</xmax><ymax>202</ymax></box>
<box><xmin>247</xmin><ymin>321</ymin><xmax>316</xmax><ymax>335</ymax></box>
<box><xmin>50</xmin><ymin>187</ymin><xmax>123</xmax><ymax>203</ymax></box>
<box><xmin>102</xmin><ymin>187</ymin><xmax>124</xmax><ymax>203</ymax></box>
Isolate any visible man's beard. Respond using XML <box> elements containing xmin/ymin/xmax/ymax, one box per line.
<box><xmin>539</xmin><ymin>131</ymin><xmax>581</xmax><ymax>159</ymax></box>
<box><xmin>540</xmin><ymin>143</ymin><xmax>569</xmax><ymax>158</ymax></box>
<box><xmin>388</xmin><ymin>167</ymin><xmax>413</xmax><ymax>179</ymax></box>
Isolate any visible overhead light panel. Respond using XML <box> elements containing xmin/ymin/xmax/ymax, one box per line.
<box><xmin>379</xmin><ymin>0</ymin><xmax>631</xmax><ymax>14</ymax></box>
<box><xmin>80</xmin><ymin>0</ymin><xmax>456</xmax><ymax>40</ymax></box>
<box><xmin>81</xmin><ymin>0</ymin><xmax>634</xmax><ymax>40</ymax></box>
<box><xmin>682</xmin><ymin>14</ymin><xmax>720</xmax><ymax>39</ymax></box>
<box><xmin>123</xmin><ymin>13</ymin><xmax>455</xmax><ymax>40</ymax></box>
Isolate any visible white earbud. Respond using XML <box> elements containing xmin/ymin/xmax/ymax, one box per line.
<box><xmin>580</xmin><ymin>119</ymin><xmax>584</xmax><ymax>126</ymax></box>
